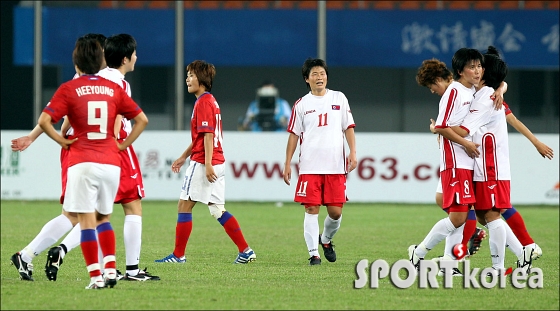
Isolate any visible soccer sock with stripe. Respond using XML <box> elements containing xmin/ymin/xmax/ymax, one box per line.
<box><xmin>502</xmin><ymin>207</ymin><xmax>534</xmax><ymax>246</ymax></box>
<box><xmin>124</xmin><ymin>215</ymin><xmax>142</xmax><ymax>275</ymax></box>
<box><xmin>218</xmin><ymin>211</ymin><xmax>249</xmax><ymax>253</ymax></box>
<box><xmin>96</xmin><ymin>222</ymin><xmax>116</xmax><ymax>271</ymax></box>
<box><xmin>20</xmin><ymin>214</ymin><xmax>73</xmax><ymax>263</ymax></box>
<box><xmin>304</xmin><ymin>213</ymin><xmax>320</xmax><ymax>257</ymax></box>
<box><xmin>461</xmin><ymin>209</ymin><xmax>477</xmax><ymax>251</ymax></box>
<box><xmin>321</xmin><ymin>214</ymin><xmax>341</xmax><ymax>244</ymax></box>
<box><xmin>80</xmin><ymin>229</ymin><xmax>102</xmax><ymax>278</ymax></box>
<box><xmin>173</xmin><ymin>213</ymin><xmax>192</xmax><ymax>258</ymax></box>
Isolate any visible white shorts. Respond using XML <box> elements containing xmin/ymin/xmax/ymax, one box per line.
<box><xmin>63</xmin><ymin>162</ymin><xmax>120</xmax><ymax>215</ymax></box>
<box><xmin>179</xmin><ymin>161</ymin><xmax>225</xmax><ymax>205</ymax></box>
<box><xmin>436</xmin><ymin>176</ymin><xmax>442</xmax><ymax>194</ymax></box>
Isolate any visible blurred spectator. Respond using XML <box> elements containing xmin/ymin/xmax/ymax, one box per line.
<box><xmin>239</xmin><ymin>81</ymin><xmax>291</xmax><ymax>131</ymax></box>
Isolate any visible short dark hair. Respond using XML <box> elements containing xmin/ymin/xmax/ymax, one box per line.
<box><xmin>186</xmin><ymin>60</ymin><xmax>216</xmax><ymax>92</ymax></box>
<box><xmin>104</xmin><ymin>34</ymin><xmax>137</xmax><ymax>69</ymax></box>
<box><xmin>482</xmin><ymin>46</ymin><xmax>508</xmax><ymax>90</ymax></box>
<box><xmin>72</xmin><ymin>36</ymin><xmax>103</xmax><ymax>74</ymax></box>
<box><xmin>451</xmin><ymin>48</ymin><xmax>484</xmax><ymax>80</ymax></box>
<box><xmin>302</xmin><ymin>58</ymin><xmax>328</xmax><ymax>90</ymax></box>
<box><xmin>83</xmin><ymin>33</ymin><xmax>106</xmax><ymax>49</ymax></box>
<box><xmin>416</xmin><ymin>58</ymin><xmax>453</xmax><ymax>87</ymax></box>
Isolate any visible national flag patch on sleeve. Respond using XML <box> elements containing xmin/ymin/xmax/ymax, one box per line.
<box><xmin>202</xmin><ymin>121</ymin><xmax>208</xmax><ymax>126</ymax></box>
<box><xmin>331</xmin><ymin>105</ymin><xmax>340</xmax><ymax>110</ymax></box>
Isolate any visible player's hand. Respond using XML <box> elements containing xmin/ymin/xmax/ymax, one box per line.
<box><xmin>205</xmin><ymin>165</ymin><xmax>217</xmax><ymax>183</ymax></box>
<box><xmin>347</xmin><ymin>154</ymin><xmax>357</xmax><ymax>173</ymax></box>
<box><xmin>171</xmin><ymin>157</ymin><xmax>186</xmax><ymax>173</ymax></box>
<box><xmin>464</xmin><ymin>141</ymin><xmax>480</xmax><ymax>158</ymax></box>
<box><xmin>429</xmin><ymin>119</ymin><xmax>437</xmax><ymax>134</ymax></box>
<box><xmin>283</xmin><ymin>164</ymin><xmax>292</xmax><ymax>185</ymax></box>
<box><xmin>59</xmin><ymin>138</ymin><xmax>78</xmax><ymax>150</ymax></box>
<box><xmin>491</xmin><ymin>91</ymin><xmax>503</xmax><ymax>111</ymax></box>
<box><xmin>534</xmin><ymin>141</ymin><xmax>554</xmax><ymax>160</ymax></box>
<box><xmin>11</xmin><ymin>136</ymin><xmax>33</xmax><ymax>151</ymax></box>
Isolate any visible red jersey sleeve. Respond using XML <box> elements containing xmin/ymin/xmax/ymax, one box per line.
<box><xmin>195</xmin><ymin>98</ymin><xmax>217</xmax><ymax>133</ymax></box>
<box><xmin>43</xmin><ymin>83</ymin><xmax>70</xmax><ymax>123</ymax></box>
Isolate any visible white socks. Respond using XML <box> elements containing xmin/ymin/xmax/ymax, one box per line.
<box><xmin>303</xmin><ymin>213</ymin><xmax>320</xmax><ymax>257</ymax></box>
<box><xmin>321</xmin><ymin>215</ymin><xmax>341</xmax><ymax>244</ymax></box>
<box><xmin>444</xmin><ymin>223</ymin><xmax>464</xmax><ymax>259</ymax></box>
<box><xmin>487</xmin><ymin>218</ymin><xmax>507</xmax><ymax>270</ymax></box>
<box><xmin>416</xmin><ymin>217</ymin><xmax>457</xmax><ymax>258</ymax></box>
<box><xmin>124</xmin><ymin>215</ymin><xmax>142</xmax><ymax>275</ymax></box>
<box><xmin>504</xmin><ymin>221</ymin><xmax>523</xmax><ymax>258</ymax></box>
<box><xmin>21</xmin><ymin>214</ymin><xmax>73</xmax><ymax>263</ymax></box>
<box><xmin>59</xmin><ymin>222</ymin><xmax>82</xmax><ymax>258</ymax></box>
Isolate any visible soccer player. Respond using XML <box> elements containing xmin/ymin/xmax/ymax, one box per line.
<box><xmin>45</xmin><ymin>33</ymin><xmax>159</xmax><ymax>281</ymax></box>
<box><xmin>9</xmin><ymin>34</ymin><xmax>107</xmax><ymax>282</ymax></box>
<box><xmin>282</xmin><ymin>58</ymin><xmax>357</xmax><ymax>265</ymax></box>
<box><xmin>155</xmin><ymin>60</ymin><xmax>256</xmax><ymax>264</ymax></box>
<box><xmin>420</xmin><ymin>59</ymin><xmax>551</xmax><ymax>264</ymax></box>
<box><xmin>449</xmin><ymin>46</ymin><xmax>533</xmax><ymax>274</ymax></box>
<box><xmin>408</xmin><ymin>48</ymin><xmax>482</xmax><ymax>273</ymax></box>
<box><xmin>37</xmin><ymin>35</ymin><xmax>148</xmax><ymax>289</ymax></box>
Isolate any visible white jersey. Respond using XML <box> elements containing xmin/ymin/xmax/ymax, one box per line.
<box><xmin>434</xmin><ymin>81</ymin><xmax>476</xmax><ymax>172</ymax></box>
<box><xmin>461</xmin><ymin>86</ymin><xmax>510</xmax><ymax>181</ymax></box>
<box><xmin>287</xmin><ymin>89</ymin><xmax>355</xmax><ymax>174</ymax></box>
<box><xmin>98</xmin><ymin>67</ymin><xmax>133</xmax><ymax>138</ymax></box>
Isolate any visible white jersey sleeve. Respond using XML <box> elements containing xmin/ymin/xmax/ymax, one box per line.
<box><xmin>434</xmin><ymin>81</ymin><xmax>476</xmax><ymax>171</ymax></box>
<box><xmin>463</xmin><ymin>86</ymin><xmax>511</xmax><ymax>181</ymax></box>
<box><xmin>288</xmin><ymin>89</ymin><xmax>355</xmax><ymax>174</ymax></box>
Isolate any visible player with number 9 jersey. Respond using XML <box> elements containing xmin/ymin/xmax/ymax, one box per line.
<box><xmin>44</xmin><ymin>75</ymin><xmax>142</xmax><ymax>168</ymax></box>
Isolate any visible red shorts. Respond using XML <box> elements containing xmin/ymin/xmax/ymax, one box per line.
<box><xmin>59</xmin><ymin>148</ymin><xmax>69</xmax><ymax>204</ymax></box>
<box><xmin>474</xmin><ymin>180</ymin><xmax>511</xmax><ymax>210</ymax></box>
<box><xmin>114</xmin><ymin>145</ymin><xmax>145</xmax><ymax>204</ymax></box>
<box><xmin>294</xmin><ymin>174</ymin><xmax>347</xmax><ymax>206</ymax></box>
<box><xmin>441</xmin><ymin>169</ymin><xmax>475</xmax><ymax>209</ymax></box>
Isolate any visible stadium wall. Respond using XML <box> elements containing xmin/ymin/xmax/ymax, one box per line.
<box><xmin>1</xmin><ymin>131</ymin><xmax>558</xmax><ymax>205</ymax></box>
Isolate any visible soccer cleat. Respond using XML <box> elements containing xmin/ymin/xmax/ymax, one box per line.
<box><xmin>154</xmin><ymin>253</ymin><xmax>186</xmax><ymax>263</ymax></box>
<box><xmin>104</xmin><ymin>269</ymin><xmax>117</xmax><ymax>288</ymax></box>
<box><xmin>116</xmin><ymin>270</ymin><xmax>125</xmax><ymax>281</ymax></box>
<box><xmin>408</xmin><ymin>245</ymin><xmax>423</xmax><ymax>272</ymax></box>
<box><xmin>234</xmin><ymin>248</ymin><xmax>256</xmax><ymax>264</ymax></box>
<box><xmin>517</xmin><ymin>244</ymin><xmax>534</xmax><ymax>274</ymax></box>
<box><xmin>85</xmin><ymin>278</ymin><xmax>105</xmax><ymax>290</ymax></box>
<box><xmin>319</xmin><ymin>234</ymin><xmax>336</xmax><ymax>262</ymax></box>
<box><xmin>531</xmin><ymin>243</ymin><xmax>542</xmax><ymax>261</ymax></box>
<box><xmin>308</xmin><ymin>256</ymin><xmax>321</xmax><ymax>265</ymax></box>
<box><xmin>45</xmin><ymin>246</ymin><xmax>63</xmax><ymax>281</ymax></box>
<box><xmin>11</xmin><ymin>252</ymin><xmax>34</xmax><ymax>281</ymax></box>
<box><xmin>437</xmin><ymin>267</ymin><xmax>463</xmax><ymax>277</ymax></box>
<box><xmin>123</xmin><ymin>267</ymin><xmax>161</xmax><ymax>281</ymax></box>
<box><xmin>467</xmin><ymin>228</ymin><xmax>487</xmax><ymax>257</ymax></box>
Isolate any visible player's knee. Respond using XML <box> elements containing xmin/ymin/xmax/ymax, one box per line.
<box><xmin>208</xmin><ymin>204</ymin><xmax>226</xmax><ymax>220</ymax></box>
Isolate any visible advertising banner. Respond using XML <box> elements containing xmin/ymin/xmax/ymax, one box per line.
<box><xmin>2</xmin><ymin>131</ymin><xmax>558</xmax><ymax>204</ymax></box>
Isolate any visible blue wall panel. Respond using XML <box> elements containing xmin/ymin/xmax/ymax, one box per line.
<box><xmin>14</xmin><ymin>7</ymin><xmax>559</xmax><ymax>68</ymax></box>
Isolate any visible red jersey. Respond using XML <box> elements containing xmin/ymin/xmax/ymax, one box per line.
<box><xmin>44</xmin><ymin>75</ymin><xmax>142</xmax><ymax>167</ymax></box>
<box><xmin>190</xmin><ymin>92</ymin><xmax>225</xmax><ymax>165</ymax></box>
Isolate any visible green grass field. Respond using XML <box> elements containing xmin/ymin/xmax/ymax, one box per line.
<box><xmin>1</xmin><ymin>200</ymin><xmax>558</xmax><ymax>310</ymax></box>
